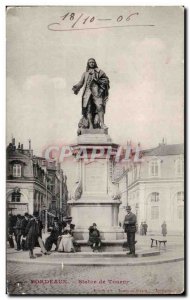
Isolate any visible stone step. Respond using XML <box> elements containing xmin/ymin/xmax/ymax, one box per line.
<box><xmin>55</xmin><ymin>249</ymin><xmax>160</xmax><ymax>258</ymax></box>
<box><xmin>75</xmin><ymin>239</ymin><xmax>127</xmax><ymax>244</ymax></box>
<box><xmin>74</xmin><ymin>239</ymin><xmax>139</xmax><ymax>252</ymax></box>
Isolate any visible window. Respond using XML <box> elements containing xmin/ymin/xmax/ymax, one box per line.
<box><xmin>177</xmin><ymin>206</ymin><xmax>184</xmax><ymax>219</ymax></box>
<box><xmin>151</xmin><ymin>206</ymin><xmax>159</xmax><ymax>219</ymax></box>
<box><xmin>13</xmin><ymin>164</ymin><xmax>21</xmax><ymax>177</ymax></box>
<box><xmin>177</xmin><ymin>191</ymin><xmax>184</xmax><ymax>203</ymax></box>
<box><xmin>175</xmin><ymin>157</ymin><xmax>184</xmax><ymax>176</ymax></box>
<box><xmin>12</xmin><ymin>191</ymin><xmax>21</xmax><ymax>202</ymax></box>
<box><xmin>149</xmin><ymin>160</ymin><xmax>160</xmax><ymax>177</ymax></box>
<box><xmin>176</xmin><ymin>191</ymin><xmax>184</xmax><ymax>220</ymax></box>
<box><xmin>151</xmin><ymin>192</ymin><xmax>160</xmax><ymax>202</ymax></box>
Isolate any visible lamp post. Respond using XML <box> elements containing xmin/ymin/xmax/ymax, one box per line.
<box><xmin>59</xmin><ymin>170</ymin><xmax>63</xmax><ymax>221</ymax></box>
<box><xmin>43</xmin><ymin>174</ymin><xmax>48</xmax><ymax>233</ymax></box>
<box><xmin>42</xmin><ymin>205</ymin><xmax>48</xmax><ymax>233</ymax></box>
<box><xmin>126</xmin><ymin>169</ymin><xmax>129</xmax><ymax>207</ymax></box>
<box><xmin>44</xmin><ymin>209</ymin><xmax>48</xmax><ymax>233</ymax></box>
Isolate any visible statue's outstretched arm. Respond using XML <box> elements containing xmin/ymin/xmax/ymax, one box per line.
<box><xmin>72</xmin><ymin>72</ymin><xmax>85</xmax><ymax>95</ymax></box>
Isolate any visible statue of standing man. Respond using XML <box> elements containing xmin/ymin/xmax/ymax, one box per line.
<box><xmin>72</xmin><ymin>58</ymin><xmax>110</xmax><ymax>131</ymax></box>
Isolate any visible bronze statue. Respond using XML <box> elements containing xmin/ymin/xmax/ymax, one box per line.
<box><xmin>72</xmin><ymin>58</ymin><xmax>110</xmax><ymax>131</ymax></box>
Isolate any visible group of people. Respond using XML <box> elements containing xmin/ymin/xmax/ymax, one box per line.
<box><xmin>139</xmin><ymin>221</ymin><xmax>167</xmax><ymax>237</ymax></box>
<box><xmin>8</xmin><ymin>212</ymin><xmax>52</xmax><ymax>258</ymax></box>
<box><xmin>43</xmin><ymin>218</ymin><xmax>102</xmax><ymax>253</ymax></box>
<box><xmin>8</xmin><ymin>213</ymin><xmax>34</xmax><ymax>251</ymax></box>
<box><xmin>45</xmin><ymin>216</ymin><xmax>76</xmax><ymax>253</ymax></box>
<box><xmin>7</xmin><ymin>212</ymin><xmax>103</xmax><ymax>258</ymax></box>
<box><xmin>8</xmin><ymin>208</ymin><xmax>168</xmax><ymax>259</ymax></box>
<box><xmin>7</xmin><ymin>213</ymin><xmax>77</xmax><ymax>259</ymax></box>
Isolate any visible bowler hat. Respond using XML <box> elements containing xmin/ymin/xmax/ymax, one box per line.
<box><xmin>126</xmin><ymin>206</ymin><xmax>131</xmax><ymax>210</ymax></box>
<box><xmin>33</xmin><ymin>212</ymin><xmax>39</xmax><ymax>218</ymax></box>
<box><xmin>63</xmin><ymin>216</ymin><xmax>72</xmax><ymax>222</ymax></box>
<box><xmin>92</xmin><ymin>223</ymin><xmax>97</xmax><ymax>226</ymax></box>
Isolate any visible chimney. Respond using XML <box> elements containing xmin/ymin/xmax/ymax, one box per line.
<box><xmin>29</xmin><ymin>139</ymin><xmax>31</xmax><ymax>150</ymax></box>
<box><xmin>28</xmin><ymin>139</ymin><xmax>33</xmax><ymax>157</ymax></box>
<box><xmin>12</xmin><ymin>138</ymin><xmax>15</xmax><ymax>146</ymax></box>
<box><xmin>18</xmin><ymin>142</ymin><xmax>21</xmax><ymax>149</ymax></box>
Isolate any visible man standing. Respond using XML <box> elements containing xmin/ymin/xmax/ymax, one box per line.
<box><xmin>15</xmin><ymin>214</ymin><xmax>23</xmax><ymax>251</ymax></box>
<box><xmin>123</xmin><ymin>206</ymin><xmax>137</xmax><ymax>257</ymax></box>
<box><xmin>25</xmin><ymin>212</ymin><xmax>49</xmax><ymax>259</ymax></box>
<box><xmin>161</xmin><ymin>221</ymin><xmax>167</xmax><ymax>236</ymax></box>
<box><xmin>143</xmin><ymin>222</ymin><xmax>148</xmax><ymax>236</ymax></box>
<box><xmin>7</xmin><ymin>214</ymin><xmax>15</xmax><ymax>248</ymax></box>
<box><xmin>140</xmin><ymin>222</ymin><xmax>144</xmax><ymax>235</ymax></box>
<box><xmin>72</xmin><ymin>58</ymin><xmax>110</xmax><ymax>129</ymax></box>
<box><xmin>21</xmin><ymin>213</ymin><xmax>30</xmax><ymax>250</ymax></box>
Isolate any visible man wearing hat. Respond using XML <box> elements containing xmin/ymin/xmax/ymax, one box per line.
<box><xmin>88</xmin><ymin>223</ymin><xmax>102</xmax><ymax>252</ymax></box>
<box><xmin>45</xmin><ymin>217</ymin><xmax>62</xmax><ymax>251</ymax></box>
<box><xmin>21</xmin><ymin>213</ymin><xmax>30</xmax><ymax>250</ymax></box>
<box><xmin>123</xmin><ymin>206</ymin><xmax>137</xmax><ymax>257</ymax></box>
<box><xmin>15</xmin><ymin>214</ymin><xmax>23</xmax><ymax>251</ymax></box>
<box><xmin>25</xmin><ymin>212</ymin><xmax>49</xmax><ymax>259</ymax></box>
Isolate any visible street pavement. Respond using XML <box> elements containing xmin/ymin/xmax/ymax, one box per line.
<box><xmin>7</xmin><ymin>261</ymin><xmax>184</xmax><ymax>295</ymax></box>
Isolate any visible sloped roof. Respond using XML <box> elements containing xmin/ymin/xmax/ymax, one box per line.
<box><xmin>143</xmin><ymin>144</ymin><xmax>184</xmax><ymax>156</ymax></box>
<box><xmin>7</xmin><ymin>150</ymin><xmax>30</xmax><ymax>160</ymax></box>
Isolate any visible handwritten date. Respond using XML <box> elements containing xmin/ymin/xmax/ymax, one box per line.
<box><xmin>47</xmin><ymin>12</ymin><xmax>140</xmax><ymax>31</ymax></box>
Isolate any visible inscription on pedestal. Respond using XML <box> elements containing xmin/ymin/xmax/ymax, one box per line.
<box><xmin>84</xmin><ymin>161</ymin><xmax>107</xmax><ymax>194</ymax></box>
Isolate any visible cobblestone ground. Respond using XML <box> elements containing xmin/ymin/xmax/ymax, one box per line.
<box><xmin>6</xmin><ymin>261</ymin><xmax>184</xmax><ymax>295</ymax></box>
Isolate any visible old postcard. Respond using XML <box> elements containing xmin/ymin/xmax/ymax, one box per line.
<box><xmin>6</xmin><ymin>6</ymin><xmax>184</xmax><ymax>295</ymax></box>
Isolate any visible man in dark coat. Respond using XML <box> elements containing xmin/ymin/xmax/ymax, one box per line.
<box><xmin>143</xmin><ymin>222</ymin><xmax>148</xmax><ymax>236</ymax></box>
<box><xmin>21</xmin><ymin>213</ymin><xmax>30</xmax><ymax>250</ymax></box>
<box><xmin>45</xmin><ymin>217</ymin><xmax>62</xmax><ymax>251</ymax></box>
<box><xmin>15</xmin><ymin>214</ymin><xmax>23</xmax><ymax>251</ymax></box>
<box><xmin>140</xmin><ymin>222</ymin><xmax>144</xmax><ymax>235</ymax></box>
<box><xmin>7</xmin><ymin>214</ymin><xmax>15</xmax><ymax>248</ymax></box>
<box><xmin>72</xmin><ymin>58</ymin><xmax>110</xmax><ymax>129</ymax></box>
<box><xmin>123</xmin><ymin>206</ymin><xmax>137</xmax><ymax>257</ymax></box>
<box><xmin>88</xmin><ymin>223</ymin><xmax>102</xmax><ymax>252</ymax></box>
<box><xmin>161</xmin><ymin>221</ymin><xmax>167</xmax><ymax>236</ymax></box>
<box><xmin>25</xmin><ymin>212</ymin><xmax>49</xmax><ymax>259</ymax></box>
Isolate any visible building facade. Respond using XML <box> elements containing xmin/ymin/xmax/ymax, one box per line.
<box><xmin>6</xmin><ymin>138</ymin><xmax>68</xmax><ymax>220</ymax></box>
<box><xmin>119</xmin><ymin>142</ymin><xmax>184</xmax><ymax>233</ymax></box>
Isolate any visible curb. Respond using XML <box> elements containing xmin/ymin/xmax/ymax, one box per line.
<box><xmin>7</xmin><ymin>256</ymin><xmax>184</xmax><ymax>267</ymax></box>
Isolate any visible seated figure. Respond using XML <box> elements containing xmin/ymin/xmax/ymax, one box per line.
<box><xmin>57</xmin><ymin>230</ymin><xmax>75</xmax><ymax>253</ymax></box>
<box><xmin>45</xmin><ymin>217</ymin><xmax>62</xmax><ymax>251</ymax></box>
<box><xmin>88</xmin><ymin>223</ymin><xmax>102</xmax><ymax>252</ymax></box>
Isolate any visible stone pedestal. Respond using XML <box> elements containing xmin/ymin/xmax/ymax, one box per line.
<box><xmin>68</xmin><ymin>129</ymin><xmax>124</xmax><ymax>240</ymax></box>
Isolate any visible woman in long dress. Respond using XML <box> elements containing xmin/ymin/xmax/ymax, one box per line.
<box><xmin>57</xmin><ymin>230</ymin><xmax>75</xmax><ymax>253</ymax></box>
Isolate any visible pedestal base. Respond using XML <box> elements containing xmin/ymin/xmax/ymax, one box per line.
<box><xmin>68</xmin><ymin>198</ymin><xmax>124</xmax><ymax>240</ymax></box>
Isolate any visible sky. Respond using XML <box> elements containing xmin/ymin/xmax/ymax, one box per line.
<box><xmin>6</xmin><ymin>6</ymin><xmax>184</xmax><ymax>156</ymax></box>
